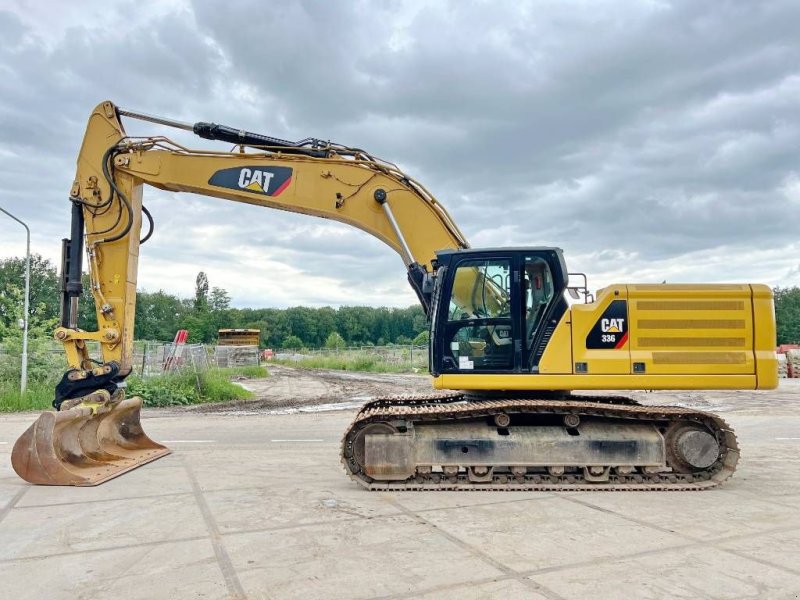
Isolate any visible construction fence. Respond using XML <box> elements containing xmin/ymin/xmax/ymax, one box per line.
<box><xmin>275</xmin><ymin>344</ymin><xmax>429</xmax><ymax>371</ymax></box>
<box><xmin>133</xmin><ymin>342</ymin><xmax>260</xmax><ymax>377</ymax></box>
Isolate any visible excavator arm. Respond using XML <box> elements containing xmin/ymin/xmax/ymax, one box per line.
<box><xmin>61</xmin><ymin>101</ymin><xmax>468</xmax><ymax>380</ymax></box>
<box><xmin>12</xmin><ymin>100</ymin><xmax>469</xmax><ymax>486</ymax></box>
<box><xmin>65</xmin><ymin>102</ymin><xmax>468</xmax><ymax>374</ymax></box>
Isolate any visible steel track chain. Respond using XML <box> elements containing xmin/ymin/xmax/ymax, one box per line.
<box><xmin>340</xmin><ymin>393</ymin><xmax>739</xmax><ymax>491</ymax></box>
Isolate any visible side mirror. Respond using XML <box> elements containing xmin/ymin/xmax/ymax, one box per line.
<box><xmin>567</xmin><ymin>288</ymin><xmax>581</xmax><ymax>300</ymax></box>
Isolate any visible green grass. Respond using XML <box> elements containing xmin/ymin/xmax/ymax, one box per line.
<box><xmin>0</xmin><ymin>380</ymin><xmax>57</xmax><ymax>412</ymax></box>
<box><xmin>0</xmin><ymin>366</ymin><xmax>267</xmax><ymax>412</ymax></box>
<box><xmin>223</xmin><ymin>365</ymin><xmax>269</xmax><ymax>378</ymax></box>
<box><xmin>126</xmin><ymin>368</ymin><xmax>256</xmax><ymax>407</ymax></box>
<box><xmin>272</xmin><ymin>355</ymin><xmax>413</xmax><ymax>373</ymax></box>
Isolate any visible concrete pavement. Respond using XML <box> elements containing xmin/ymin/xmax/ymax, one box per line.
<box><xmin>1</xmin><ymin>383</ymin><xmax>799</xmax><ymax>599</ymax></box>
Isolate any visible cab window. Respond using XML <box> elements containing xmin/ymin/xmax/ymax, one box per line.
<box><xmin>446</xmin><ymin>259</ymin><xmax>513</xmax><ymax>371</ymax></box>
<box><xmin>448</xmin><ymin>259</ymin><xmax>510</xmax><ymax>321</ymax></box>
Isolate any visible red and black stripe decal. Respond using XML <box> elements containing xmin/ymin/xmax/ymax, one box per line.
<box><xmin>272</xmin><ymin>176</ymin><xmax>292</xmax><ymax>197</ymax></box>
<box><xmin>614</xmin><ymin>331</ymin><xmax>629</xmax><ymax>349</ymax></box>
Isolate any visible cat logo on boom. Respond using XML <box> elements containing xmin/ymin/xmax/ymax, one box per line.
<box><xmin>238</xmin><ymin>168</ymin><xmax>274</xmax><ymax>193</ymax></box>
<box><xmin>208</xmin><ymin>166</ymin><xmax>293</xmax><ymax>197</ymax></box>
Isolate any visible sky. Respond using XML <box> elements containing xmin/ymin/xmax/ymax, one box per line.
<box><xmin>0</xmin><ymin>0</ymin><xmax>798</xmax><ymax>309</ymax></box>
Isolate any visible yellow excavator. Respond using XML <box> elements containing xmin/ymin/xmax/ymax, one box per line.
<box><xmin>11</xmin><ymin>101</ymin><xmax>777</xmax><ymax>489</ymax></box>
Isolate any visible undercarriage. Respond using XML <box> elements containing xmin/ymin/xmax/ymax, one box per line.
<box><xmin>341</xmin><ymin>393</ymin><xmax>738</xmax><ymax>491</ymax></box>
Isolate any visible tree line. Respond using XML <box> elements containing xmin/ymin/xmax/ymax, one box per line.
<box><xmin>0</xmin><ymin>255</ymin><xmax>428</xmax><ymax>348</ymax></box>
<box><xmin>1</xmin><ymin>254</ymin><xmax>799</xmax><ymax>348</ymax></box>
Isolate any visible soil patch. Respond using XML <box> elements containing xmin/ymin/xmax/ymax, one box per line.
<box><xmin>188</xmin><ymin>364</ymin><xmax>434</xmax><ymax>413</ymax></box>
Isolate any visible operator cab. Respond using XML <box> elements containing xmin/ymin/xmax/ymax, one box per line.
<box><xmin>429</xmin><ymin>248</ymin><xmax>568</xmax><ymax>376</ymax></box>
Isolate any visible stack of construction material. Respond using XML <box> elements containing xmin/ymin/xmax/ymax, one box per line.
<box><xmin>787</xmin><ymin>349</ymin><xmax>800</xmax><ymax>378</ymax></box>
<box><xmin>777</xmin><ymin>353</ymin><xmax>788</xmax><ymax>378</ymax></box>
<box><xmin>214</xmin><ymin>345</ymin><xmax>260</xmax><ymax>368</ymax></box>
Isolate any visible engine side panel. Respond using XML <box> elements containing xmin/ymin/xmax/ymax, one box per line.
<box><xmin>627</xmin><ymin>284</ymin><xmax>755</xmax><ymax>376</ymax></box>
<box><xmin>436</xmin><ymin>283</ymin><xmax>777</xmax><ymax>391</ymax></box>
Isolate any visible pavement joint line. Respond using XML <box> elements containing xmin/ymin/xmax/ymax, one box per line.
<box><xmin>220</xmin><ymin>511</ymin><xmax>405</xmax><ymax>538</ymax></box>
<box><xmin>511</xmin><ymin>527</ymin><xmax>797</xmax><ymax>582</ymax></box>
<box><xmin>183</xmin><ymin>459</ymin><xmax>248</xmax><ymax>600</ymax></box>
<box><xmin>370</xmin><ymin>571</ymin><xmax>578</xmax><ymax>600</ymax></box>
<box><xmin>208</xmin><ymin>494</ymin><xmax>568</xmax><ymax>539</ymax></box>
<box><xmin>716</xmin><ymin>489</ymin><xmax>800</xmax><ymax>511</ymax></box>
<box><xmin>171</xmin><ymin>483</ymin><xmax>347</xmax><ymax>496</ymax></box>
<box><xmin>270</xmin><ymin>439</ymin><xmax>325</xmax><ymax>442</ymax></box>
<box><xmin>387</xmin><ymin>497</ymin><xmax>568</xmax><ymax>600</ymax></box>
<box><xmin>699</xmin><ymin>524</ymin><xmax>800</xmax><ymax>546</ymax></box>
<box><xmin>0</xmin><ymin>534</ymin><xmax>207</xmax><ymax>564</ymax></box>
<box><xmin>558</xmin><ymin>496</ymin><xmax>800</xmax><ymax>579</ymax></box>
<box><xmin>0</xmin><ymin>486</ymin><xmax>27</xmax><ymax>525</ymax></box>
<box><xmin>710</xmin><ymin>544</ymin><xmax>800</xmax><ymax>578</ymax></box>
<box><xmin>515</xmin><ymin>574</ymin><xmax>566</xmax><ymax>600</ymax></box>
<box><xmin>12</xmin><ymin>490</ymin><xmax>197</xmax><ymax>510</ymax></box>
<box><xmin>563</xmin><ymin>494</ymin><xmax>800</xmax><ymax>550</ymax></box>
<box><xmin>366</xmin><ymin>573</ymin><xmax>522</xmax><ymax>600</ymax></box>
<box><xmin>561</xmin><ymin>495</ymin><xmax>691</xmax><ymax>540</ymax></box>
<box><xmin>387</xmin><ymin>498</ymin><xmax>514</xmax><ymax>575</ymax></box>
<box><xmin>512</xmin><ymin>540</ymin><xmax>701</xmax><ymax>578</ymax></box>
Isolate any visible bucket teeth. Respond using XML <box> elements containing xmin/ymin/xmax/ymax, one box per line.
<box><xmin>11</xmin><ymin>396</ymin><xmax>170</xmax><ymax>486</ymax></box>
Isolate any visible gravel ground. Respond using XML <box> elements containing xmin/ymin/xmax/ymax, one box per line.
<box><xmin>186</xmin><ymin>364</ymin><xmax>434</xmax><ymax>414</ymax></box>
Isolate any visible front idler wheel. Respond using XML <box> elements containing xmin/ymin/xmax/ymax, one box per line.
<box><xmin>666</xmin><ymin>422</ymin><xmax>721</xmax><ymax>473</ymax></box>
<box><xmin>350</xmin><ymin>422</ymin><xmax>398</xmax><ymax>470</ymax></box>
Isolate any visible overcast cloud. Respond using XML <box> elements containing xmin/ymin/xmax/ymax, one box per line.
<box><xmin>0</xmin><ymin>0</ymin><xmax>798</xmax><ymax>308</ymax></box>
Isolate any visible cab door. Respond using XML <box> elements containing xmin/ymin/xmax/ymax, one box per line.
<box><xmin>438</xmin><ymin>256</ymin><xmax>522</xmax><ymax>373</ymax></box>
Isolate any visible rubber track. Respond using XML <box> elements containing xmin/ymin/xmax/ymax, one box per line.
<box><xmin>340</xmin><ymin>393</ymin><xmax>739</xmax><ymax>491</ymax></box>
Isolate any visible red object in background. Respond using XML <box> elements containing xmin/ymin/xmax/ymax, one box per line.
<box><xmin>777</xmin><ymin>344</ymin><xmax>800</xmax><ymax>379</ymax></box>
<box><xmin>261</xmin><ymin>348</ymin><xmax>274</xmax><ymax>361</ymax></box>
<box><xmin>164</xmin><ymin>330</ymin><xmax>189</xmax><ymax>371</ymax></box>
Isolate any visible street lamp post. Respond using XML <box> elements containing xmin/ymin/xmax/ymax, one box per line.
<box><xmin>0</xmin><ymin>207</ymin><xmax>30</xmax><ymax>394</ymax></box>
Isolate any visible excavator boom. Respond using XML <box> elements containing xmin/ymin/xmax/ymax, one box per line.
<box><xmin>12</xmin><ymin>101</ymin><xmax>469</xmax><ymax>486</ymax></box>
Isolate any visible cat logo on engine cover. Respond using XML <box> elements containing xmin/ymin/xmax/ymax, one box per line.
<box><xmin>586</xmin><ymin>299</ymin><xmax>628</xmax><ymax>349</ymax></box>
<box><xmin>208</xmin><ymin>166</ymin><xmax>293</xmax><ymax>197</ymax></box>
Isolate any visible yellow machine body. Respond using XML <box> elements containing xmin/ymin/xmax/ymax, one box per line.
<box><xmin>435</xmin><ymin>283</ymin><xmax>778</xmax><ymax>391</ymax></box>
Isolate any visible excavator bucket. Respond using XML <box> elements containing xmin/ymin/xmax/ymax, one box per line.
<box><xmin>11</xmin><ymin>395</ymin><xmax>170</xmax><ymax>486</ymax></box>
